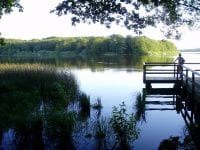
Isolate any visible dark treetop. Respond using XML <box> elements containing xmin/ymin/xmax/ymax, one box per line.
<box><xmin>52</xmin><ymin>0</ymin><xmax>200</xmax><ymax>39</ymax></box>
<box><xmin>0</xmin><ymin>0</ymin><xmax>200</xmax><ymax>39</ymax></box>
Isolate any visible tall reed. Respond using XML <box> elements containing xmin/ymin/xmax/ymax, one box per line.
<box><xmin>0</xmin><ymin>63</ymin><xmax>79</xmax><ymax>129</ymax></box>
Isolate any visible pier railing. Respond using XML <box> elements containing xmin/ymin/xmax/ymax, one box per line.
<box><xmin>143</xmin><ymin>62</ymin><xmax>178</xmax><ymax>83</ymax></box>
<box><xmin>182</xmin><ymin>64</ymin><xmax>200</xmax><ymax>100</ymax></box>
<box><xmin>143</xmin><ymin>62</ymin><xmax>200</xmax><ymax>102</ymax></box>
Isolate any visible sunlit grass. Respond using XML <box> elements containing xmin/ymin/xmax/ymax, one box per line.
<box><xmin>0</xmin><ymin>63</ymin><xmax>56</xmax><ymax>71</ymax></box>
<box><xmin>0</xmin><ymin>63</ymin><xmax>79</xmax><ymax>110</ymax></box>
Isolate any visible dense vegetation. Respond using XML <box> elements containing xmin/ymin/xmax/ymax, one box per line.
<box><xmin>0</xmin><ymin>35</ymin><xmax>178</xmax><ymax>56</ymax></box>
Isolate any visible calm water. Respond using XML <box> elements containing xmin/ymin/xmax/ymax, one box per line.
<box><xmin>72</xmin><ymin>69</ymin><xmax>185</xmax><ymax>150</ymax></box>
<box><xmin>70</xmin><ymin>52</ymin><xmax>199</xmax><ymax>149</ymax></box>
<box><xmin>0</xmin><ymin>52</ymin><xmax>199</xmax><ymax>149</ymax></box>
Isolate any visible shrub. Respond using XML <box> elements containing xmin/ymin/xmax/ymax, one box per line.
<box><xmin>46</xmin><ymin>111</ymin><xmax>76</xmax><ymax>149</ymax></box>
<box><xmin>110</xmin><ymin>102</ymin><xmax>139</xmax><ymax>149</ymax></box>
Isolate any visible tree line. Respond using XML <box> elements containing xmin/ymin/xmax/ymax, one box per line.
<box><xmin>0</xmin><ymin>35</ymin><xmax>178</xmax><ymax>56</ymax></box>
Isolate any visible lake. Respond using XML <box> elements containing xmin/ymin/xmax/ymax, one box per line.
<box><xmin>0</xmin><ymin>52</ymin><xmax>199</xmax><ymax>149</ymax></box>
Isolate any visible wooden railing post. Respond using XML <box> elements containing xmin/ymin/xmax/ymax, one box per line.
<box><xmin>185</xmin><ymin>69</ymin><xmax>188</xmax><ymax>88</ymax></box>
<box><xmin>192</xmin><ymin>73</ymin><xmax>195</xmax><ymax>97</ymax></box>
<box><xmin>176</xmin><ymin>64</ymin><xmax>179</xmax><ymax>80</ymax></box>
<box><xmin>174</xmin><ymin>63</ymin><xmax>176</xmax><ymax>77</ymax></box>
<box><xmin>143</xmin><ymin>63</ymin><xmax>146</xmax><ymax>83</ymax></box>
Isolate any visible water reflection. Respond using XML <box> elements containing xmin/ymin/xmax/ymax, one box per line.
<box><xmin>136</xmin><ymin>85</ymin><xmax>200</xmax><ymax>149</ymax></box>
<box><xmin>0</xmin><ymin>54</ymin><xmax>174</xmax><ymax>70</ymax></box>
<box><xmin>1</xmin><ymin>53</ymin><xmax>191</xmax><ymax>150</ymax></box>
<box><xmin>0</xmin><ymin>64</ymin><xmax>140</xmax><ymax>150</ymax></box>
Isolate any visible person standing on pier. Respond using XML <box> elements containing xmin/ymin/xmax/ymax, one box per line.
<box><xmin>175</xmin><ymin>53</ymin><xmax>185</xmax><ymax>78</ymax></box>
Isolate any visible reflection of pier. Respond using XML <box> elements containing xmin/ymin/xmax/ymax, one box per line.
<box><xmin>142</xmin><ymin>63</ymin><xmax>200</xmax><ymax>149</ymax></box>
<box><xmin>143</xmin><ymin>88</ymin><xmax>176</xmax><ymax>111</ymax></box>
<box><xmin>141</xmin><ymin>87</ymin><xmax>200</xmax><ymax>149</ymax></box>
<box><xmin>139</xmin><ymin>63</ymin><xmax>200</xmax><ymax>149</ymax></box>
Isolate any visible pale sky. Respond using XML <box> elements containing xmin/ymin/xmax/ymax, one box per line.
<box><xmin>0</xmin><ymin>0</ymin><xmax>200</xmax><ymax>50</ymax></box>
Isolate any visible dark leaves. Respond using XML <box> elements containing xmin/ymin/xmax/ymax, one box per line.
<box><xmin>52</xmin><ymin>0</ymin><xmax>200</xmax><ymax>39</ymax></box>
<box><xmin>0</xmin><ymin>0</ymin><xmax>23</xmax><ymax>17</ymax></box>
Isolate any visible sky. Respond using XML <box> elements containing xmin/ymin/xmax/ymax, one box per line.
<box><xmin>0</xmin><ymin>0</ymin><xmax>200</xmax><ymax>50</ymax></box>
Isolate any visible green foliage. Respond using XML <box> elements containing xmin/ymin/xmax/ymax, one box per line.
<box><xmin>0</xmin><ymin>38</ymin><xmax>4</xmax><ymax>45</ymax></box>
<box><xmin>0</xmin><ymin>35</ymin><xmax>178</xmax><ymax>56</ymax></box>
<box><xmin>46</xmin><ymin>111</ymin><xmax>76</xmax><ymax>149</ymax></box>
<box><xmin>110</xmin><ymin>102</ymin><xmax>139</xmax><ymax>149</ymax></box>
<box><xmin>0</xmin><ymin>0</ymin><xmax>199</xmax><ymax>39</ymax></box>
<box><xmin>94</xmin><ymin>117</ymin><xmax>107</xmax><ymax>139</ymax></box>
<box><xmin>52</xmin><ymin>0</ymin><xmax>200</xmax><ymax>38</ymax></box>
<box><xmin>131</xmin><ymin>36</ymin><xmax>178</xmax><ymax>55</ymax></box>
<box><xmin>46</xmin><ymin>111</ymin><xmax>75</xmax><ymax>138</ymax></box>
<box><xmin>47</xmin><ymin>82</ymin><xmax>69</xmax><ymax>107</ymax></box>
<box><xmin>0</xmin><ymin>0</ymin><xmax>23</xmax><ymax>17</ymax></box>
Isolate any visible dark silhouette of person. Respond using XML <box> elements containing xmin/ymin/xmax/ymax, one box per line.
<box><xmin>175</xmin><ymin>53</ymin><xmax>185</xmax><ymax>78</ymax></box>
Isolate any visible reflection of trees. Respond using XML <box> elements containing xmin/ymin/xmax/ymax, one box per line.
<box><xmin>0</xmin><ymin>64</ymin><xmax>140</xmax><ymax>149</ymax></box>
<box><xmin>135</xmin><ymin>93</ymin><xmax>146</xmax><ymax>122</ymax></box>
<box><xmin>0</xmin><ymin>54</ymin><xmax>175</xmax><ymax>70</ymax></box>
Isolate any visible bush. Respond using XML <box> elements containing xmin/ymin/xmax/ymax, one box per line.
<box><xmin>110</xmin><ymin>102</ymin><xmax>139</xmax><ymax>149</ymax></box>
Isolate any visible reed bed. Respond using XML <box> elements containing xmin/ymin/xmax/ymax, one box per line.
<box><xmin>0</xmin><ymin>63</ymin><xmax>80</xmax><ymax>148</ymax></box>
<box><xmin>0</xmin><ymin>63</ymin><xmax>79</xmax><ymax>108</ymax></box>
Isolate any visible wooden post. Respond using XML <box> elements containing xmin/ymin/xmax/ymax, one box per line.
<box><xmin>186</xmin><ymin>69</ymin><xmax>188</xmax><ymax>88</ymax></box>
<box><xmin>176</xmin><ymin>64</ymin><xmax>179</xmax><ymax>80</ymax></box>
<box><xmin>143</xmin><ymin>63</ymin><xmax>146</xmax><ymax>83</ymax></box>
<box><xmin>174</xmin><ymin>63</ymin><xmax>176</xmax><ymax>77</ymax></box>
<box><xmin>192</xmin><ymin>73</ymin><xmax>195</xmax><ymax>98</ymax></box>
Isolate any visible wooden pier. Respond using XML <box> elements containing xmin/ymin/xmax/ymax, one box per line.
<box><xmin>143</xmin><ymin>62</ymin><xmax>200</xmax><ymax>103</ymax></box>
<box><xmin>142</xmin><ymin>62</ymin><xmax>200</xmax><ymax>149</ymax></box>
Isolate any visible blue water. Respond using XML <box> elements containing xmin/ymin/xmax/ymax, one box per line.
<box><xmin>71</xmin><ymin>67</ymin><xmax>185</xmax><ymax>149</ymax></box>
<box><xmin>1</xmin><ymin>51</ymin><xmax>199</xmax><ymax>149</ymax></box>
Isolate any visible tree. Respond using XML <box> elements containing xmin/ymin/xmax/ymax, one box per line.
<box><xmin>52</xmin><ymin>0</ymin><xmax>200</xmax><ymax>39</ymax></box>
<box><xmin>0</xmin><ymin>0</ymin><xmax>23</xmax><ymax>18</ymax></box>
<box><xmin>0</xmin><ymin>0</ymin><xmax>23</xmax><ymax>44</ymax></box>
<box><xmin>0</xmin><ymin>0</ymin><xmax>199</xmax><ymax>39</ymax></box>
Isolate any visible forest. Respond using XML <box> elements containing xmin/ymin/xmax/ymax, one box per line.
<box><xmin>0</xmin><ymin>35</ymin><xmax>178</xmax><ymax>56</ymax></box>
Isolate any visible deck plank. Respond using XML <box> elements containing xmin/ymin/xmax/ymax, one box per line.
<box><xmin>144</xmin><ymin>77</ymin><xmax>181</xmax><ymax>83</ymax></box>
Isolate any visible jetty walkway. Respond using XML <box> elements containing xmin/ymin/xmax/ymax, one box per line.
<box><xmin>143</xmin><ymin>62</ymin><xmax>200</xmax><ymax>103</ymax></box>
